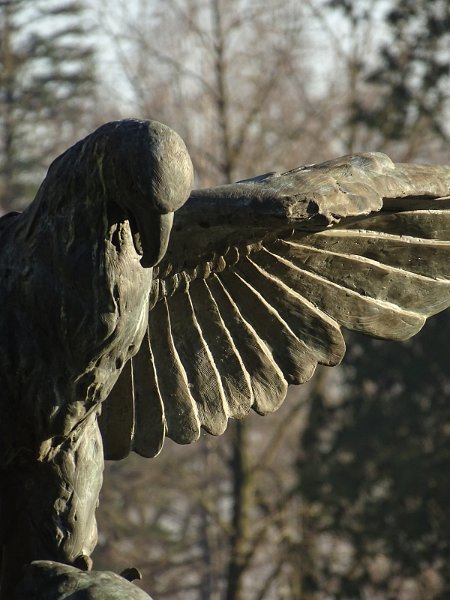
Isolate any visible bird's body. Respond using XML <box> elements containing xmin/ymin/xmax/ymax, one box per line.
<box><xmin>1</xmin><ymin>119</ymin><xmax>450</xmax><ymax>598</ymax></box>
<box><xmin>0</xmin><ymin>181</ymin><xmax>150</xmax><ymax>461</ymax></box>
<box><xmin>0</xmin><ymin>120</ymin><xmax>193</xmax><ymax>598</ymax></box>
<box><xmin>0</xmin><ymin>155</ymin><xmax>151</xmax><ymax>599</ymax></box>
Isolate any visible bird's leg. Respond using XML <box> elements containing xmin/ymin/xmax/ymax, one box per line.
<box><xmin>0</xmin><ymin>411</ymin><xmax>104</xmax><ymax>599</ymax></box>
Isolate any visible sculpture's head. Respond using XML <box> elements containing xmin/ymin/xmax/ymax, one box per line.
<box><xmin>24</xmin><ymin>119</ymin><xmax>193</xmax><ymax>267</ymax></box>
<box><xmin>102</xmin><ymin>119</ymin><xmax>194</xmax><ymax>267</ymax></box>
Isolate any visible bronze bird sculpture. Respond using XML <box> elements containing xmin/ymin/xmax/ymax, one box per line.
<box><xmin>1</xmin><ymin>119</ymin><xmax>450</xmax><ymax>598</ymax></box>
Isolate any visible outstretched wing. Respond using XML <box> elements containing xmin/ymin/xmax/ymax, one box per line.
<box><xmin>99</xmin><ymin>152</ymin><xmax>450</xmax><ymax>460</ymax></box>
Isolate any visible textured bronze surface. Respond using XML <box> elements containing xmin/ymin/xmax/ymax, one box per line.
<box><xmin>2</xmin><ymin>120</ymin><xmax>450</xmax><ymax>597</ymax></box>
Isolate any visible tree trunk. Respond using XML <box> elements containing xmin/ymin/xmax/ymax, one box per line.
<box><xmin>225</xmin><ymin>420</ymin><xmax>253</xmax><ymax>600</ymax></box>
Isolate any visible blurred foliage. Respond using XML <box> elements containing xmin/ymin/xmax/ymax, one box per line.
<box><xmin>0</xmin><ymin>0</ymin><xmax>98</xmax><ymax>211</ymax></box>
<box><xmin>357</xmin><ymin>0</ymin><xmax>450</xmax><ymax>157</ymax></box>
<box><xmin>95</xmin><ymin>396</ymin><xmax>309</xmax><ymax>599</ymax></box>
<box><xmin>321</xmin><ymin>0</ymin><xmax>450</xmax><ymax>162</ymax></box>
<box><xmin>299</xmin><ymin>313</ymin><xmax>450</xmax><ymax>598</ymax></box>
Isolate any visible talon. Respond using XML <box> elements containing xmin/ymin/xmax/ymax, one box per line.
<box><xmin>120</xmin><ymin>566</ymin><xmax>142</xmax><ymax>582</ymax></box>
<box><xmin>73</xmin><ymin>554</ymin><xmax>93</xmax><ymax>571</ymax></box>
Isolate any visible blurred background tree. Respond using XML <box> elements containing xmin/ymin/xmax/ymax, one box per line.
<box><xmin>347</xmin><ymin>0</ymin><xmax>450</xmax><ymax>161</ymax></box>
<box><xmin>298</xmin><ymin>315</ymin><xmax>450</xmax><ymax>599</ymax></box>
<box><xmin>297</xmin><ymin>1</ymin><xmax>450</xmax><ymax>599</ymax></box>
<box><xmin>0</xmin><ymin>0</ymin><xmax>98</xmax><ymax>212</ymax></box>
<box><xmin>2</xmin><ymin>0</ymin><xmax>450</xmax><ymax>597</ymax></box>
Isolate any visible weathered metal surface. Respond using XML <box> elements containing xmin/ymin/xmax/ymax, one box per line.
<box><xmin>16</xmin><ymin>561</ymin><xmax>153</xmax><ymax>599</ymax></box>
<box><xmin>2</xmin><ymin>119</ymin><xmax>450</xmax><ymax>597</ymax></box>
<box><xmin>129</xmin><ymin>152</ymin><xmax>450</xmax><ymax>458</ymax></box>
<box><xmin>0</xmin><ymin>119</ymin><xmax>193</xmax><ymax>597</ymax></box>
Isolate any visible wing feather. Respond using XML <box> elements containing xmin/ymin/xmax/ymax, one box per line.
<box><xmin>98</xmin><ymin>359</ymin><xmax>134</xmax><ymax>460</ymax></box>
<box><xmin>344</xmin><ymin>204</ymin><xmax>450</xmax><ymax>239</ymax></box>
<box><xmin>254</xmin><ymin>245</ymin><xmax>426</xmax><ymax>340</ymax></box>
<box><xmin>234</xmin><ymin>256</ymin><xmax>345</xmax><ymax>365</ymax></box>
<box><xmin>167</xmin><ymin>289</ymin><xmax>229</xmax><ymax>436</ymax></box>
<box><xmin>131</xmin><ymin>330</ymin><xmax>165</xmax><ymax>458</ymax></box>
<box><xmin>206</xmin><ymin>275</ymin><xmax>288</xmax><ymax>415</ymax></box>
<box><xmin>102</xmin><ymin>153</ymin><xmax>450</xmax><ymax>456</ymax></box>
<box><xmin>148</xmin><ymin>298</ymin><xmax>201</xmax><ymax>445</ymax></box>
<box><xmin>301</xmin><ymin>230</ymin><xmax>450</xmax><ymax>280</ymax></box>
<box><xmin>271</xmin><ymin>238</ymin><xmax>450</xmax><ymax>319</ymax></box>
<box><xmin>189</xmin><ymin>279</ymin><xmax>254</xmax><ymax>419</ymax></box>
<box><xmin>219</xmin><ymin>268</ymin><xmax>319</xmax><ymax>385</ymax></box>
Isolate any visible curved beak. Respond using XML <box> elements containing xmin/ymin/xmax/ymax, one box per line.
<box><xmin>132</xmin><ymin>211</ymin><xmax>174</xmax><ymax>268</ymax></box>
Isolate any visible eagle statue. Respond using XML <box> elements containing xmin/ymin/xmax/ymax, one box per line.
<box><xmin>1</xmin><ymin>119</ymin><xmax>450</xmax><ymax>598</ymax></box>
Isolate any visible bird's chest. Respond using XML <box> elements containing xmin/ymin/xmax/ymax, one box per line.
<box><xmin>0</xmin><ymin>219</ymin><xmax>153</xmax><ymax>452</ymax></box>
<box><xmin>69</xmin><ymin>233</ymin><xmax>152</xmax><ymax>374</ymax></box>
<box><xmin>50</xmin><ymin>221</ymin><xmax>151</xmax><ymax>357</ymax></box>
<box><xmin>101</xmin><ymin>251</ymin><xmax>152</xmax><ymax>363</ymax></box>
<box><xmin>10</xmin><ymin>222</ymin><xmax>151</xmax><ymax>398</ymax></box>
